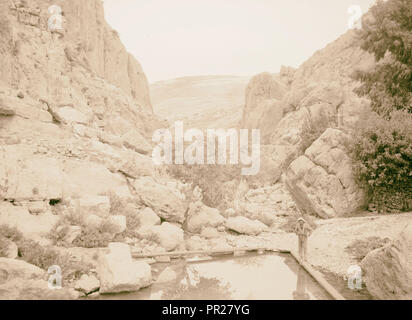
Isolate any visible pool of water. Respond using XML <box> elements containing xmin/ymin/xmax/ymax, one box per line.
<box><xmin>101</xmin><ymin>253</ymin><xmax>332</xmax><ymax>300</ymax></box>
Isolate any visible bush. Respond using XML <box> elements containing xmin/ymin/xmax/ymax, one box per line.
<box><xmin>17</xmin><ymin>239</ymin><xmax>91</xmax><ymax>282</ymax></box>
<box><xmin>345</xmin><ymin>237</ymin><xmax>391</xmax><ymax>262</ymax></box>
<box><xmin>168</xmin><ymin>164</ymin><xmax>241</xmax><ymax>209</ymax></box>
<box><xmin>352</xmin><ymin>110</ymin><xmax>412</xmax><ymax>212</ymax></box>
<box><xmin>0</xmin><ymin>225</ymin><xmax>23</xmax><ymax>242</ymax></box>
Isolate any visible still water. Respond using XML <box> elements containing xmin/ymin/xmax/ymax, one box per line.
<box><xmin>102</xmin><ymin>253</ymin><xmax>331</xmax><ymax>300</ymax></box>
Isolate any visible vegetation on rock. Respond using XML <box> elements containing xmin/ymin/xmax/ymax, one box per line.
<box><xmin>352</xmin><ymin>0</ymin><xmax>412</xmax><ymax>212</ymax></box>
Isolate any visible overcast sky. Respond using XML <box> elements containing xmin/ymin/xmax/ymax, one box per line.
<box><xmin>103</xmin><ymin>0</ymin><xmax>376</xmax><ymax>83</ymax></box>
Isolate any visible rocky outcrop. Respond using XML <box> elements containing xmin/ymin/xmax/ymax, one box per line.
<box><xmin>239</xmin><ymin>30</ymin><xmax>374</xmax><ymax>217</ymax></box>
<box><xmin>186</xmin><ymin>201</ymin><xmax>225</xmax><ymax>233</ymax></box>
<box><xmin>285</xmin><ymin>128</ymin><xmax>366</xmax><ymax>218</ymax></box>
<box><xmin>0</xmin><ymin>0</ymin><xmax>152</xmax><ymax>113</ymax></box>
<box><xmin>361</xmin><ymin>224</ymin><xmax>412</xmax><ymax>300</ymax></box>
<box><xmin>98</xmin><ymin>243</ymin><xmax>152</xmax><ymax>294</ymax></box>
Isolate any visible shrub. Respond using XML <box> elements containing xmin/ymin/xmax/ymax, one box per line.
<box><xmin>345</xmin><ymin>237</ymin><xmax>391</xmax><ymax>262</ymax></box>
<box><xmin>352</xmin><ymin>110</ymin><xmax>412</xmax><ymax>212</ymax></box>
<box><xmin>17</xmin><ymin>239</ymin><xmax>91</xmax><ymax>282</ymax></box>
<box><xmin>0</xmin><ymin>225</ymin><xmax>23</xmax><ymax>242</ymax></box>
<box><xmin>168</xmin><ymin>164</ymin><xmax>241</xmax><ymax>209</ymax></box>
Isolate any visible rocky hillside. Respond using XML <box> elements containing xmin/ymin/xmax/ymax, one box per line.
<box><xmin>240</xmin><ymin>30</ymin><xmax>376</xmax><ymax>218</ymax></box>
<box><xmin>0</xmin><ymin>0</ymin><xmax>173</xmax><ymax>242</ymax></box>
<box><xmin>151</xmin><ymin>75</ymin><xmax>250</xmax><ymax>129</ymax></box>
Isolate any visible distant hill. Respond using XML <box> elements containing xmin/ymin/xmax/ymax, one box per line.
<box><xmin>150</xmin><ymin>75</ymin><xmax>250</xmax><ymax>129</ymax></box>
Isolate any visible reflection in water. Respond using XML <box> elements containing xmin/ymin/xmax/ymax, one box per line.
<box><xmin>100</xmin><ymin>253</ymin><xmax>331</xmax><ymax>300</ymax></box>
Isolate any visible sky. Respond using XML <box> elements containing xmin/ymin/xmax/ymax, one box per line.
<box><xmin>103</xmin><ymin>0</ymin><xmax>376</xmax><ymax>83</ymax></box>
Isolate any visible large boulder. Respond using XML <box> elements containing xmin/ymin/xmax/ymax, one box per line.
<box><xmin>133</xmin><ymin>177</ymin><xmax>187</xmax><ymax>223</ymax></box>
<box><xmin>285</xmin><ymin>128</ymin><xmax>365</xmax><ymax>218</ymax></box>
<box><xmin>137</xmin><ymin>223</ymin><xmax>184</xmax><ymax>251</ymax></box>
<box><xmin>226</xmin><ymin>216</ymin><xmax>268</xmax><ymax>236</ymax></box>
<box><xmin>74</xmin><ymin>274</ymin><xmax>100</xmax><ymax>296</ymax></box>
<box><xmin>52</xmin><ymin>106</ymin><xmax>89</xmax><ymax>125</ymax></box>
<box><xmin>186</xmin><ymin>201</ymin><xmax>225</xmax><ymax>233</ymax></box>
<box><xmin>0</xmin><ymin>258</ymin><xmax>80</xmax><ymax>299</ymax></box>
<box><xmin>98</xmin><ymin>243</ymin><xmax>152</xmax><ymax>294</ymax></box>
<box><xmin>0</xmin><ymin>258</ymin><xmax>45</xmax><ymax>280</ymax></box>
<box><xmin>361</xmin><ymin>224</ymin><xmax>412</xmax><ymax>300</ymax></box>
<box><xmin>0</xmin><ymin>202</ymin><xmax>58</xmax><ymax>240</ymax></box>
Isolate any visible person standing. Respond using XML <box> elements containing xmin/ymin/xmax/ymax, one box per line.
<box><xmin>294</xmin><ymin>217</ymin><xmax>312</xmax><ymax>261</ymax></box>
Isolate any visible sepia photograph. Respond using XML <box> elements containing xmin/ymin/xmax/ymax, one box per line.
<box><xmin>0</xmin><ymin>0</ymin><xmax>411</xmax><ymax>309</ymax></box>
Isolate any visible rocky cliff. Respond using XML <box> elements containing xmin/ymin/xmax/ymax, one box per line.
<box><xmin>0</xmin><ymin>0</ymin><xmax>175</xmax><ymax>242</ymax></box>
<box><xmin>240</xmin><ymin>30</ymin><xmax>375</xmax><ymax>218</ymax></box>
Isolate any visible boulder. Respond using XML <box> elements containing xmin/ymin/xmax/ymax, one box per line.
<box><xmin>133</xmin><ymin>177</ymin><xmax>187</xmax><ymax>223</ymax></box>
<box><xmin>138</xmin><ymin>207</ymin><xmax>161</xmax><ymax>227</ymax></box>
<box><xmin>0</xmin><ymin>258</ymin><xmax>45</xmax><ymax>280</ymax></box>
<box><xmin>0</xmin><ymin>202</ymin><xmax>58</xmax><ymax>240</ymax></box>
<box><xmin>137</xmin><ymin>223</ymin><xmax>184</xmax><ymax>252</ymax></box>
<box><xmin>98</xmin><ymin>243</ymin><xmax>152</xmax><ymax>294</ymax></box>
<box><xmin>361</xmin><ymin>224</ymin><xmax>412</xmax><ymax>300</ymax></box>
<box><xmin>106</xmin><ymin>215</ymin><xmax>127</xmax><ymax>234</ymax></box>
<box><xmin>226</xmin><ymin>216</ymin><xmax>268</xmax><ymax>236</ymax></box>
<box><xmin>186</xmin><ymin>201</ymin><xmax>225</xmax><ymax>233</ymax></box>
<box><xmin>75</xmin><ymin>274</ymin><xmax>100</xmax><ymax>295</ymax></box>
<box><xmin>200</xmin><ymin>227</ymin><xmax>220</xmax><ymax>239</ymax></box>
<box><xmin>53</xmin><ymin>106</ymin><xmax>89</xmax><ymax>124</ymax></box>
<box><xmin>285</xmin><ymin>128</ymin><xmax>365</xmax><ymax>218</ymax></box>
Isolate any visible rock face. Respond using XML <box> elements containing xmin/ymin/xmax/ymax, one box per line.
<box><xmin>0</xmin><ymin>0</ymin><xmax>189</xmax><ymax>254</ymax></box>
<box><xmin>0</xmin><ymin>0</ymin><xmax>152</xmax><ymax>113</ymax></box>
<box><xmin>98</xmin><ymin>243</ymin><xmax>152</xmax><ymax>294</ymax></box>
<box><xmin>239</xmin><ymin>30</ymin><xmax>374</xmax><ymax>217</ymax></box>
<box><xmin>361</xmin><ymin>224</ymin><xmax>412</xmax><ymax>300</ymax></box>
<box><xmin>285</xmin><ymin>128</ymin><xmax>366</xmax><ymax>218</ymax></box>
